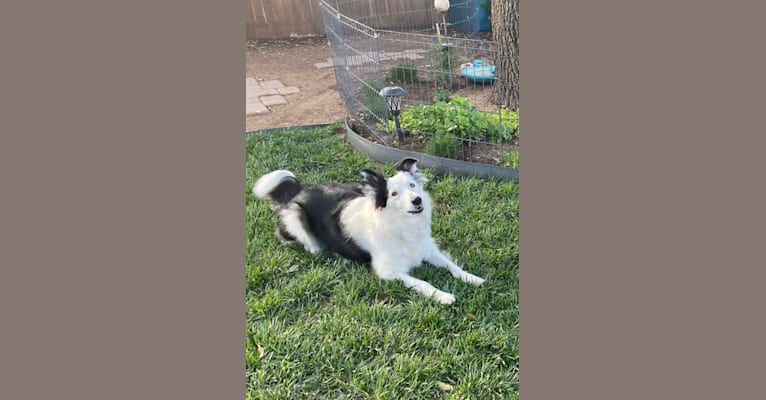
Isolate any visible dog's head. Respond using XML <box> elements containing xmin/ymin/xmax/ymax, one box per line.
<box><xmin>360</xmin><ymin>158</ymin><xmax>431</xmax><ymax>217</ymax></box>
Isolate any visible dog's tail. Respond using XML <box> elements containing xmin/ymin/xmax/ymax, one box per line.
<box><xmin>253</xmin><ymin>170</ymin><xmax>302</xmax><ymax>206</ymax></box>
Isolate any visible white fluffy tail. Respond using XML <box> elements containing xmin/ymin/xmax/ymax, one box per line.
<box><xmin>253</xmin><ymin>170</ymin><xmax>297</xmax><ymax>199</ymax></box>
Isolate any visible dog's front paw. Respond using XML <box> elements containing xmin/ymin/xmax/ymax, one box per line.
<box><xmin>461</xmin><ymin>272</ymin><xmax>486</xmax><ymax>286</ymax></box>
<box><xmin>303</xmin><ymin>244</ymin><xmax>322</xmax><ymax>254</ymax></box>
<box><xmin>433</xmin><ymin>291</ymin><xmax>456</xmax><ymax>305</ymax></box>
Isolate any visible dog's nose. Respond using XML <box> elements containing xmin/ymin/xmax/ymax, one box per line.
<box><xmin>412</xmin><ymin>196</ymin><xmax>422</xmax><ymax>206</ymax></box>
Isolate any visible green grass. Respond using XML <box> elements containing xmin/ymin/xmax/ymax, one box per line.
<box><xmin>246</xmin><ymin>125</ymin><xmax>519</xmax><ymax>400</ymax></box>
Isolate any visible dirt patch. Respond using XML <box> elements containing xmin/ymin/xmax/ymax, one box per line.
<box><xmin>246</xmin><ymin>36</ymin><xmax>345</xmax><ymax>132</ymax></box>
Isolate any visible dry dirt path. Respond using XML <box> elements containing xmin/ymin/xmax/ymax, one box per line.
<box><xmin>246</xmin><ymin>36</ymin><xmax>345</xmax><ymax>132</ymax></box>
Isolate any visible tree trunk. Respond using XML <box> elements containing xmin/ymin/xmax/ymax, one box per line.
<box><xmin>491</xmin><ymin>0</ymin><xmax>519</xmax><ymax>111</ymax></box>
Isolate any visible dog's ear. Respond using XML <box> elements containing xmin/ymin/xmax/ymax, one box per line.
<box><xmin>360</xmin><ymin>169</ymin><xmax>388</xmax><ymax>208</ymax></box>
<box><xmin>395</xmin><ymin>157</ymin><xmax>427</xmax><ymax>184</ymax></box>
<box><xmin>395</xmin><ymin>157</ymin><xmax>419</xmax><ymax>173</ymax></box>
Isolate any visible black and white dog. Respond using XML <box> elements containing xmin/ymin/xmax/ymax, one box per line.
<box><xmin>252</xmin><ymin>158</ymin><xmax>485</xmax><ymax>304</ymax></box>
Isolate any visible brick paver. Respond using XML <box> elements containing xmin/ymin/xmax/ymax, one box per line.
<box><xmin>278</xmin><ymin>86</ymin><xmax>300</xmax><ymax>95</ymax></box>
<box><xmin>245</xmin><ymin>78</ymin><xmax>302</xmax><ymax>116</ymax></box>
<box><xmin>259</xmin><ymin>80</ymin><xmax>284</xmax><ymax>90</ymax></box>
<box><xmin>260</xmin><ymin>95</ymin><xmax>288</xmax><ymax>106</ymax></box>
<box><xmin>252</xmin><ymin>88</ymin><xmax>279</xmax><ymax>97</ymax></box>
<box><xmin>246</xmin><ymin>103</ymin><xmax>269</xmax><ymax>115</ymax></box>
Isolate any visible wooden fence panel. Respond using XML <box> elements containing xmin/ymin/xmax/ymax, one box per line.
<box><xmin>247</xmin><ymin>0</ymin><xmax>326</xmax><ymax>40</ymax></box>
<box><xmin>246</xmin><ymin>0</ymin><xmax>435</xmax><ymax>40</ymax></box>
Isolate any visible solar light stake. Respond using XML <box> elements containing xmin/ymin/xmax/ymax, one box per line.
<box><xmin>434</xmin><ymin>0</ymin><xmax>450</xmax><ymax>37</ymax></box>
<box><xmin>379</xmin><ymin>86</ymin><xmax>406</xmax><ymax>143</ymax></box>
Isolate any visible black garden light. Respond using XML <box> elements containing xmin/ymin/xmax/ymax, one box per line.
<box><xmin>379</xmin><ymin>86</ymin><xmax>406</xmax><ymax>143</ymax></box>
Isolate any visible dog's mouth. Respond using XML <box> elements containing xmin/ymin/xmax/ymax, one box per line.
<box><xmin>408</xmin><ymin>206</ymin><xmax>424</xmax><ymax>214</ymax></box>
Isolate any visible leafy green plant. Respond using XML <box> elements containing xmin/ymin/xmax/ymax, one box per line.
<box><xmin>426</xmin><ymin>133</ymin><xmax>462</xmax><ymax>159</ymax></box>
<box><xmin>360</xmin><ymin>79</ymin><xmax>388</xmax><ymax>119</ymax></box>
<box><xmin>381</xmin><ymin>97</ymin><xmax>520</xmax><ymax>160</ymax></box>
<box><xmin>428</xmin><ymin>43</ymin><xmax>454</xmax><ymax>71</ymax></box>
<box><xmin>503</xmin><ymin>147</ymin><xmax>519</xmax><ymax>169</ymax></box>
<box><xmin>427</xmin><ymin>44</ymin><xmax>455</xmax><ymax>102</ymax></box>
<box><xmin>389</xmin><ymin>96</ymin><xmax>488</xmax><ymax>141</ymax></box>
<box><xmin>432</xmin><ymin>87</ymin><xmax>451</xmax><ymax>103</ymax></box>
<box><xmin>390</xmin><ymin>63</ymin><xmax>419</xmax><ymax>84</ymax></box>
<box><xmin>485</xmin><ymin>109</ymin><xmax>520</xmax><ymax>142</ymax></box>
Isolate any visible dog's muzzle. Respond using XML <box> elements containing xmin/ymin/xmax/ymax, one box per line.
<box><xmin>408</xmin><ymin>196</ymin><xmax>424</xmax><ymax>214</ymax></box>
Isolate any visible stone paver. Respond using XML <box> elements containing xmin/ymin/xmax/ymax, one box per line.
<box><xmin>246</xmin><ymin>103</ymin><xmax>269</xmax><ymax>115</ymax></box>
<box><xmin>278</xmin><ymin>86</ymin><xmax>300</xmax><ymax>95</ymax></box>
<box><xmin>259</xmin><ymin>80</ymin><xmax>284</xmax><ymax>90</ymax></box>
<box><xmin>252</xmin><ymin>88</ymin><xmax>279</xmax><ymax>97</ymax></box>
<box><xmin>260</xmin><ymin>95</ymin><xmax>288</xmax><ymax>106</ymax></box>
<box><xmin>242</xmin><ymin>76</ymin><xmax>309</xmax><ymax>116</ymax></box>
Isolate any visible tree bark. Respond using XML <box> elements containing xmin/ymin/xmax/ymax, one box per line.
<box><xmin>491</xmin><ymin>0</ymin><xmax>519</xmax><ymax>111</ymax></box>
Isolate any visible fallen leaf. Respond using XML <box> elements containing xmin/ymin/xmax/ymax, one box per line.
<box><xmin>467</xmin><ymin>313</ymin><xmax>478</xmax><ymax>321</ymax></box>
<box><xmin>257</xmin><ymin>344</ymin><xmax>265</xmax><ymax>358</ymax></box>
<box><xmin>436</xmin><ymin>381</ymin><xmax>453</xmax><ymax>391</ymax></box>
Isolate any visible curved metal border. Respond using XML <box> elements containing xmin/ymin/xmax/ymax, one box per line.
<box><xmin>344</xmin><ymin>116</ymin><xmax>518</xmax><ymax>181</ymax></box>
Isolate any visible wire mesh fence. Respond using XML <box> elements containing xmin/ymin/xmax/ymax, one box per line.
<box><xmin>321</xmin><ymin>0</ymin><xmax>518</xmax><ymax>168</ymax></box>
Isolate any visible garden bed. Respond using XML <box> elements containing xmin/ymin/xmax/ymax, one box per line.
<box><xmin>346</xmin><ymin>116</ymin><xmax>518</xmax><ymax>181</ymax></box>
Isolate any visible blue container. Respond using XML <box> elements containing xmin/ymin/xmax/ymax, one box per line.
<box><xmin>461</xmin><ymin>59</ymin><xmax>495</xmax><ymax>84</ymax></box>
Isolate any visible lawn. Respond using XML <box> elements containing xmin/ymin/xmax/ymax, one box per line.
<box><xmin>245</xmin><ymin>125</ymin><xmax>519</xmax><ymax>400</ymax></box>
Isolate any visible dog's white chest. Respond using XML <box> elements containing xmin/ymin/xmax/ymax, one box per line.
<box><xmin>368</xmin><ymin>225</ymin><xmax>433</xmax><ymax>272</ymax></box>
<box><xmin>340</xmin><ymin>195</ymin><xmax>436</xmax><ymax>274</ymax></box>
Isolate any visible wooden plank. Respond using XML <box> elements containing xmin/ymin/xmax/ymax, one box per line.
<box><xmin>252</xmin><ymin>0</ymin><xmax>276</xmax><ymax>39</ymax></box>
<box><xmin>245</xmin><ymin>0</ymin><xmax>436</xmax><ymax>40</ymax></box>
<box><xmin>278</xmin><ymin>0</ymin><xmax>299</xmax><ymax>36</ymax></box>
<box><xmin>307</xmin><ymin>0</ymin><xmax>327</xmax><ymax>35</ymax></box>
<box><xmin>270</xmin><ymin>0</ymin><xmax>288</xmax><ymax>37</ymax></box>
<box><xmin>246</xmin><ymin>0</ymin><xmax>258</xmax><ymax>41</ymax></box>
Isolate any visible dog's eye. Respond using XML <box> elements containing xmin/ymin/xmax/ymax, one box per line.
<box><xmin>391</xmin><ymin>191</ymin><xmax>398</xmax><ymax>197</ymax></box>
<box><xmin>409</xmin><ymin>183</ymin><xmax>416</xmax><ymax>188</ymax></box>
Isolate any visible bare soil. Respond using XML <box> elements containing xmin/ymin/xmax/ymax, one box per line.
<box><xmin>246</xmin><ymin>36</ymin><xmax>345</xmax><ymax>132</ymax></box>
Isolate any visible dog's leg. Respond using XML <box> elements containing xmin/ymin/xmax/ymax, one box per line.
<box><xmin>381</xmin><ymin>271</ymin><xmax>456</xmax><ymax>305</ymax></box>
<box><xmin>275</xmin><ymin>223</ymin><xmax>296</xmax><ymax>243</ymax></box>
<box><xmin>279</xmin><ymin>205</ymin><xmax>322</xmax><ymax>254</ymax></box>
<box><xmin>425</xmin><ymin>248</ymin><xmax>486</xmax><ymax>286</ymax></box>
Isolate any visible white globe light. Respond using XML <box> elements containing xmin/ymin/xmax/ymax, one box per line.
<box><xmin>434</xmin><ymin>0</ymin><xmax>450</xmax><ymax>13</ymax></box>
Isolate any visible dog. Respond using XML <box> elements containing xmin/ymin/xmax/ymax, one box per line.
<box><xmin>252</xmin><ymin>158</ymin><xmax>485</xmax><ymax>304</ymax></box>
